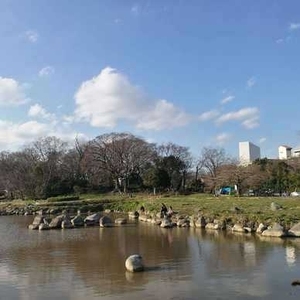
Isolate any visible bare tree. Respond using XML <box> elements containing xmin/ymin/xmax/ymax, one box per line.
<box><xmin>216</xmin><ymin>162</ymin><xmax>264</xmax><ymax>196</ymax></box>
<box><xmin>0</xmin><ymin>150</ymin><xmax>39</xmax><ymax>199</ymax></box>
<box><xmin>83</xmin><ymin>132</ymin><xmax>156</xmax><ymax>193</ymax></box>
<box><xmin>157</xmin><ymin>142</ymin><xmax>192</xmax><ymax>190</ymax></box>
<box><xmin>24</xmin><ymin>136</ymin><xmax>69</xmax><ymax>197</ymax></box>
<box><xmin>198</xmin><ymin>147</ymin><xmax>232</xmax><ymax>193</ymax></box>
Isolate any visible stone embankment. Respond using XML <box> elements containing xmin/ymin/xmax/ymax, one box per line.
<box><xmin>25</xmin><ymin>205</ymin><xmax>300</xmax><ymax>239</ymax></box>
<box><xmin>0</xmin><ymin>202</ymin><xmax>104</xmax><ymax>216</ymax></box>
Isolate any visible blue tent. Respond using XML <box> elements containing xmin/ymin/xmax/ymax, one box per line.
<box><xmin>219</xmin><ymin>186</ymin><xmax>233</xmax><ymax>195</ymax></box>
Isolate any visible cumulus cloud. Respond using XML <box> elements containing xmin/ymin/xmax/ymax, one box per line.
<box><xmin>74</xmin><ymin>67</ymin><xmax>190</xmax><ymax>130</ymax></box>
<box><xmin>25</xmin><ymin>30</ymin><xmax>38</xmax><ymax>43</ymax></box>
<box><xmin>0</xmin><ymin>120</ymin><xmax>49</xmax><ymax>147</ymax></box>
<box><xmin>0</xmin><ymin>118</ymin><xmax>87</xmax><ymax>151</ymax></box>
<box><xmin>289</xmin><ymin>23</ymin><xmax>300</xmax><ymax>31</ymax></box>
<box><xmin>39</xmin><ymin>66</ymin><xmax>55</xmax><ymax>77</ymax></box>
<box><xmin>247</xmin><ymin>77</ymin><xmax>256</xmax><ymax>88</ymax></box>
<box><xmin>199</xmin><ymin>110</ymin><xmax>220</xmax><ymax>122</ymax></box>
<box><xmin>0</xmin><ymin>77</ymin><xmax>30</xmax><ymax>106</ymax></box>
<box><xmin>220</xmin><ymin>95</ymin><xmax>235</xmax><ymax>104</ymax></box>
<box><xmin>215</xmin><ymin>132</ymin><xmax>231</xmax><ymax>145</ymax></box>
<box><xmin>216</xmin><ymin>107</ymin><xmax>259</xmax><ymax>129</ymax></box>
<box><xmin>28</xmin><ymin>104</ymin><xmax>56</xmax><ymax>121</ymax></box>
<box><xmin>136</xmin><ymin>99</ymin><xmax>189</xmax><ymax>130</ymax></box>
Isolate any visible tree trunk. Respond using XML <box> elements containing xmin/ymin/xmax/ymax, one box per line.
<box><xmin>195</xmin><ymin>166</ymin><xmax>199</xmax><ymax>181</ymax></box>
<box><xmin>114</xmin><ymin>178</ymin><xmax>122</xmax><ymax>194</ymax></box>
<box><xmin>123</xmin><ymin>177</ymin><xmax>127</xmax><ymax>194</ymax></box>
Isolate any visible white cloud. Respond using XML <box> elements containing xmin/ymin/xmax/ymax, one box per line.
<box><xmin>74</xmin><ymin>67</ymin><xmax>190</xmax><ymax>130</ymax></box>
<box><xmin>220</xmin><ymin>95</ymin><xmax>235</xmax><ymax>104</ymax></box>
<box><xmin>276</xmin><ymin>38</ymin><xmax>284</xmax><ymax>44</ymax></box>
<box><xmin>39</xmin><ymin>66</ymin><xmax>55</xmax><ymax>77</ymax></box>
<box><xmin>25</xmin><ymin>30</ymin><xmax>38</xmax><ymax>43</ymax></box>
<box><xmin>289</xmin><ymin>23</ymin><xmax>300</xmax><ymax>31</ymax></box>
<box><xmin>0</xmin><ymin>77</ymin><xmax>30</xmax><ymax>106</ymax></box>
<box><xmin>136</xmin><ymin>99</ymin><xmax>190</xmax><ymax>130</ymax></box>
<box><xmin>0</xmin><ymin>118</ymin><xmax>87</xmax><ymax>151</ymax></box>
<box><xmin>199</xmin><ymin>110</ymin><xmax>220</xmax><ymax>122</ymax></box>
<box><xmin>259</xmin><ymin>137</ymin><xmax>266</xmax><ymax>143</ymax></box>
<box><xmin>215</xmin><ymin>132</ymin><xmax>231</xmax><ymax>145</ymax></box>
<box><xmin>28</xmin><ymin>104</ymin><xmax>56</xmax><ymax>121</ymax></box>
<box><xmin>62</xmin><ymin>114</ymin><xmax>74</xmax><ymax>125</ymax></box>
<box><xmin>247</xmin><ymin>77</ymin><xmax>256</xmax><ymax>88</ymax></box>
<box><xmin>0</xmin><ymin>120</ymin><xmax>49</xmax><ymax>148</ymax></box>
<box><xmin>216</xmin><ymin>107</ymin><xmax>259</xmax><ymax>129</ymax></box>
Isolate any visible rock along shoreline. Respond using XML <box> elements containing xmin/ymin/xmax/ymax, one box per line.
<box><xmin>20</xmin><ymin>203</ymin><xmax>300</xmax><ymax>239</ymax></box>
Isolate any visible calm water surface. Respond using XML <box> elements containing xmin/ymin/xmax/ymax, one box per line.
<box><xmin>0</xmin><ymin>215</ymin><xmax>300</xmax><ymax>300</ymax></box>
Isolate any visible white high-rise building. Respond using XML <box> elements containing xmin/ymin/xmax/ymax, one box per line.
<box><xmin>239</xmin><ymin>141</ymin><xmax>261</xmax><ymax>165</ymax></box>
<box><xmin>278</xmin><ymin>145</ymin><xmax>292</xmax><ymax>160</ymax></box>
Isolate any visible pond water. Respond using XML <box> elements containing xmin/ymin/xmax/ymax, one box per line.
<box><xmin>0</xmin><ymin>215</ymin><xmax>300</xmax><ymax>300</ymax></box>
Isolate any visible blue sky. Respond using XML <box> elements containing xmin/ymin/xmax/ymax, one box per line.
<box><xmin>1</xmin><ymin>0</ymin><xmax>300</xmax><ymax>159</ymax></box>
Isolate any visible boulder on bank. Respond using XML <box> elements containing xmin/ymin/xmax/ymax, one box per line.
<box><xmin>39</xmin><ymin>223</ymin><xmax>50</xmax><ymax>230</ymax></box>
<box><xmin>62</xmin><ymin>219</ymin><xmax>73</xmax><ymax>229</ymax></box>
<box><xmin>115</xmin><ymin>218</ymin><xmax>127</xmax><ymax>225</ymax></box>
<box><xmin>99</xmin><ymin>215</ymin><xmax>113</xmax><ymax>227</ymax></box>
<box><xmin>28</xmin><ymin>215</ymin><xmax>45</xmax><ymax>230</ymax></box>
<box><xmin>128</xmin><ymin>211</ymin><xmax>139</xmax><ymax>219</ymax></box>
<box><xmin>194</xmin><ymin>216</ymin><xmax>206</xmax><ymax>228</ymax></box>
<box><xmin>160</xmin><ymin>217</ymin><xmax>173</xmax><ymax>228</ymax></box>
<box><xmin>125</xmin><ymin>254</ymin><xmax>144</xmax><ymax>272</ymax></box>
<box><xmin>139</xmin><ymin>215</ymin><xmax>148</xmax><ymax>222</ymax></box>
<box><xmin>261</xmin><ymin>223</ymin><xmax>286</xmax><ymax>237</ymax></box>
<box><xmin>256</xmin><ymin>223</ymin><xmax>267</xmax><ymax>234</ymax></box>
<box><xmin>49</xmin><ymin>215</ymin><xmax>65</xmax><ymax>229</ymax></box>
<box><xmin>84</xmin><ymin>213</ymin><xmax>101</xmax><ymax>226</ymax></box>
<box><xmin>288</xmin><ymin>223</ymin><xmax>300</xmax><ymax>237</ymax></box>
<box><xmin>205</xmin><ymin>222</ymin><xmax>219</xmax><ymax>230</ymax></box>
<box><xmin>177</xmin><ymin>218</ymin><xmax>190</xmax><ymax>227</ymax></box>
<box><xmin>71</xmin><ymin>215</ymin><xmax>84</xmax><ymax>227</ymax></box>
<box><xmin>232</xmin><ymin>224</ymin><xmax>246</xmax><ymax>233</ymax></box>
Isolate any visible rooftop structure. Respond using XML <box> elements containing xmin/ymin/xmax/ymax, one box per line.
<box><xmin>278</xmin><ymin>145</ymin><xmax>292</xmax><ymax>160</ymax></box>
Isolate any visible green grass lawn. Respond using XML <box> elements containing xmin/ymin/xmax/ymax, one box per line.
<box><xmin>1</xmin><ymin>193</ymin><xmax>300</xmax><ymax>227</ymax></box>
<box><xmin>78</xmin><ymin>192</ymin><xmax>300</xmax><ymax>226</ymax></box>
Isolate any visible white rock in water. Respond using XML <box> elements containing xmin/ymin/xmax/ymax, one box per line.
<box><xmin>125</xmin><ymin>254</ymin><xmax>144</xmax><ymax>272</ymax></box>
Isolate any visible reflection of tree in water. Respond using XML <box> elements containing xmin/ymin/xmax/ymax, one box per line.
<box><xmin>8</xmin><ymin>222</ymin><xmax>192</xmax><ymax>297</ymax></box>
<box><xmin>6</xmin><ymin>217</ymin><xmax>300</xmax><ymax>298</ymax></box>
<box><xmin>189</xmin><ymin>229</ymin><xmax>274</xmax><ymax>275</ymax></box>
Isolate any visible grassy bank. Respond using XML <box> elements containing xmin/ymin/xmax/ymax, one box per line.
<box><xmin>120</xmin><ymin>193</ymin><xmax>300</xmax><ymax>228</ymax></box>
<box><xmin>1</xmin><ymin>193</ymin><xmax>300</xmax><ymax>227</ymax></box>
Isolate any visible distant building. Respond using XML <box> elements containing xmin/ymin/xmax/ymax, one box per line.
<box><xmin>293</xmin><ymin>147</ymin><xmax>300</xmax><ymax>158</ymax></box>
<box><xmin>278</xmin><ymin>145</ymin><xmax>292</xmax><ymax>160</ymax></box>
<box><xmin>239</xmin><ymin>141</ymin><xmax>261</xmax><ymax>165</ymax></box>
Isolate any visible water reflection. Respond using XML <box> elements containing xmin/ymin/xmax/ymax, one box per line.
<box><xmin>0</xmin><ymin>216</ymin><xmax>300</xmax><ymax>299</ymax></box>
<box><xmin>286</xmin><ymin>246</ymin><xmax>296</xmax><ymax>267</ymax></box>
